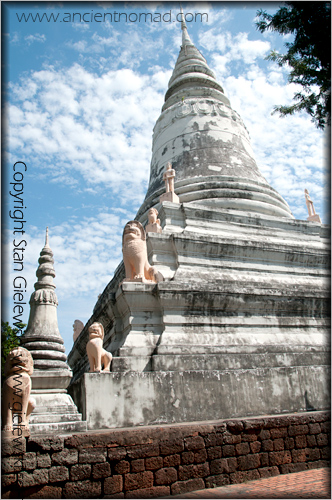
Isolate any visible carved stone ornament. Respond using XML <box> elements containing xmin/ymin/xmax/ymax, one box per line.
<box><xmin>86</xmin><ymin>322</ymin><xmax>112</xmax><ymax>373</ymax></box>
<box><xmin>1</xmin><ymin>347</ymin><xmax>36</xmax><ymax>438</ymax></box>
<box><xmin>145</xmin><ymin>207</ymin><xmax>162</xmax><ymax>234</ymax></box>
<box><xmin>160</xmin><ymin>163</ymin><xmax>180</xmax><ymax>204</ymax></box>
<box><xmin>304</xmin><ymin>188</ymin><xmax>321</xmax><ymax>223</ymax></box>
<box><xmin>122</xmin><ymin>220</ymin><xmax>164</xmax><ymax>283</ymax></box>
<box><xmin>73</xmin><ymin>319</ymin><xmax>84</xmax><ymax>342</ymax></box>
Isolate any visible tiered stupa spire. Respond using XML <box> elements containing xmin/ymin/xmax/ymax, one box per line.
<box><xmin>21</xmin><ymin>228</ymin><xmax>86</xmax><ymax>433</ymax></box>
<box><xmin>21</xmin><ymin>227</ymin><xmax>69</xmax><ymax>372</ymax></box>
<box><xmin>136</xmin><ymin>12</ymin><xmax>293</xmax><ymax>222</ymax></box>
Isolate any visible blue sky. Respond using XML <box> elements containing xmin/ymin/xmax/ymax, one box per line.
<box><xmin>3</xmin><ymin>1</ymin><xmax>330</xmax><ymax>355</ymax></box>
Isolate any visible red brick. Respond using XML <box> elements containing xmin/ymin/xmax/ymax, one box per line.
<box><xmin>21</xmin><ymin>485</ymin><xmax>62</xmax><ymax>498</ymax></box>
<box><xmin>104</xmin><ymin>494</ymin><xmax>124</xmax><ymax>499</ymax></box>
<box><xmin>316</xmin><ymin>433</ymin><xmax>328</xmax><ymax>447</ymax></box>
<box><xmin>63</xmin><ymin>480</ymin><xmax>101</xmax><ymax>498</ymax></box>
<box><xmin>52</xmin><ymin>449</ymin><xmax>78</xmax><ymax>466</ymax></box>
<box><xmin>104</xmin><ymin>475</ymin><xmax>123</xmax><ymax>494</ymax></box>
<box><xmin>160</xmin><ymin>439</ymin><xmax>184</xmax><ymax>455</ymax></box>
<box><xmin>309</xmin><ymin>423</ymin><xmax>321</xmax><ymax>434</ymax></box>
<box><xmin>320</xmin><ymin>421</ymin><xmax>330</xmax><ymax>433</ymax></box>
<box><xmin>320</xmin><ymin>447</ymin><xmax>330</xmax><ymax>460</ymax></box>
<box><xmin>306</xmin><ymin>434</ymin><xmax>317</xmax><ymax>447</ymax></box>
<box><xmin>171</xmin><ymin>478</ymin><xmax>205</xmax><ymax>495</ymax></box>
<box><xmin>292</xmin><ymin>449</ymin><xmax>307</xmax><ymax>463</ymax></box>
<box><xmin>131</xmin><ymin>459</ymin><xmax>145</xmax><ymax>473</ymax></box>
<box><xmin>210</xmin><ymin>458</ymin><xmax>229</xmax><ymax>475</ymax></box>
<box><xmin>205</xmin><ymin>474</ymin><xmax>230</xmax><ymax>488</ymax></box>
<box><xmin>92</xmin><ymin>462</ymin><xmax>111</xmax><ymax>479</ymax></box>
<box><xmin>125</xmin><ymin>486</ymin><xmax>170</xmax><ymax>498</ymax></box>
<box><xmin>2</xmin><ymin>456</ymin><xmax>22</xmax><ymax>473</ymax></box>
<box><xmin>250</xmin><ymin>441</ymin><xmax>262</xmax><ymax>453</ymax></box>
<box><xmin>49</xmin><ymin>466</ymin><xmax>69</xmax><ymax>482</ymax></box>
<box><xmin>223</xmin><ymin>433</ymin><xmax>241</xmax><ymax>444</ymax></box>
<box><xmin>28</xmin><ymin>436</ymin><xmax>64</xmax><ymax>452</ymax></box>
<box><xmin>204</xmin><ymin>433</ymin><xmax>219</xmax><ymax>447</ymax></box>
<box><xmin>241</xmin><ymin>432</ymin><xmax>258</xmax><ymax>442</ymax></box>
<box><xmin>181</xmin><ymin>451</ymin><xmax>195</xmax><ymax>464</ymax></box>
<box><xmin>305</xmin><ymin>447</ymin><xmax>320</xmax><ymax>461</ymax></box>
<box><xmin>178</xmin><ymin>463</ymin><xmax>210</xmax><ymax>481</ymax></box>
<box><xmin>269</xmin><ymin>450</ymin><xmax>291</xmax><ymax>466</ymax></box>
<box><xmin>295</xmin><ymin>435</ymin><xmax>307</xmax><ymax>448</ymax></box>
<box><xmin>270</xmin><ymin>427</ymin><xmax>287</xmax><ymax>439</ymax></box>
<box><xmin>236</xmin><ymin>442</ymin><xmax>250</xmax><ymax>455</ymax></box>
<box><xmin>280</xmin><ymin>463</ymin><xmax>308</xmax><ymax>474</ymax></box>
<box><xmin>230</xmin><ymin>469</ymin><xmax>260</xmax><ymax>484</ymax></box>
<box><xmin>37</xmin><ymin>453</ymin><xmax>51</xmax><ymax>468</ymax></box>
<box><xmin>273</xmin><ymin>438</ymin><xmax>285</xmax><ymax>451</ymax></box>
<box><xmin>259</xmin><ymin>429</ymin><xmax>270</xmax><ymax>440</ymax></box>
<box><xmin>284</xmin><ymin>437</ymin><xmax>295</xmax><ymax>450</ymax></box>
<box><xmin>260</xmin><ymin>452</ymin><xmax>269</xmax><ymax>467</ymax></box>
<box><xmin>114</xmin><ymin>460</ymin><xmax>130</xmax><ymax>474</ymax></box>
<box><xmin>155</xmin><ymin>467</ymin><xmax>177</xmax><ymax>485</ymax></box>
<box><xmin>259</xmin><ymin>466</ymin><xmax>280</xmax><ymax>478</ymax></box>
<box><xmin>288</xmin><ymin>424</ymin><xmax>309</xmax><ymax>436</ymax></box>
<box><xmin>1</xmin><ymin>474</ymin><xmax>17</xmax><ymax>487</ymax></box>
<box><xmin>108</xmin><ymin>447</ymin><xmax>127</xmax><ymax>462</ymax></box>
<box><xmin>70</xmin><ymin>464</ymin><xmax>91</xmax><ymax>481</ymax></box>
<box><xmin>207</xmin><ymin>446</ymin><xmax>222</xmax><ymax>460</ymax></box>
<box><xmin>23</xmin><ymin>452</ymin><xmax>37</xmax><ymax>470</ymax></box>
<box><xmin>127</xmin><ymin>444</ymin><xmax>159</xmax><ymax>459</ymax></box>
<box><xmin>261</xmin><ymin>439</ymin><xmax>273</xmax><ymax>452</ymax></box>
<box><xmin>145</xmin><ymin>456</ymin><xmax>163</xmax><ymax>470</ymax></box>
<box><xmin>18</xmin><ymin>470</ymin><xmax>49</xmax><ymax>488</ymax></box>
<box><xmin>194</xmin><ymin>449</ymin><xmax>207</xmax><ymax>463</ymax></box>
<box><xmin>227</xmin><ymin>421</ymin><xmax>244</xmax><ymax>433</ymax></box>
<box><xmin>226</xmin><ymin>457</ymin><xmax>238</xmax><ymax>473</ymax></box>
<box><xmin>237</xmin><ymin>454</ymin><xmax>261</xmax><ymax>471</ymax></box>
<box><xmin>222</xmin><ymin>445</ymin><xmax>235</xmax><ymax>457</ymax></box>
<box><xmin>163</xmin><ymin>454</ymin><xmax>180</xmax><ymax>467</ymax></box>
<box><xmin>124</xmin><ymin>471</ymin><xmax>153</xmax><ymax>491</ymax></box>
<box><xmin>79</xmin><ymin>448</ymin><xmax>106</xmax><ymax>463</ymax></box>
<box><xmin>184</xmin><ymin>435</ymin><xmax>205</xmax><ymax>451</ymax></box>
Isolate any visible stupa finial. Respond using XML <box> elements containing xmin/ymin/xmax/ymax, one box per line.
<box><xmin>45</xmin><ymin>226</ymin><xmax>50</xmax><ymax>248</ymax></box>
<box><xmin>180</xmin><ymin>6</ymin><xmax>193</xmax><ymax>47</ymax></box>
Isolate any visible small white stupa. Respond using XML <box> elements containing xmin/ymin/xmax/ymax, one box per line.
<box><xmin>21</xmin><ymin>228</ymin><xmax>86</xmax><ymax>433</ymax></box>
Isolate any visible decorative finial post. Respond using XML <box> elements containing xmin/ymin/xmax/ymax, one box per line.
<box><xmin>304</xmin><ymin>189</ymin><xmax>321</xmax><ymax>223</ymax></box>
<box><xmin>180</xmin><ymin>6</ymin><xmax>193</xmax><ymax>49</ymax></box>
<box><xmin>45</xmin><ymin>226</ymin><xmax>49</xmax><ymax>248</ymax></box>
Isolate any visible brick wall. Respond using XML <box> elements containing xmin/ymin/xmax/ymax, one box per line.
<box><xmin>2</xmin><ymin>411</ymin><xmax>330</xmax><ymax>499</ymax></box>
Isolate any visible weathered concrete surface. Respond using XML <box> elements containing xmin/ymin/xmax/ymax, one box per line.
<box><xmin>68</xmin><ymin>203</ymin><xmax>330</xmax><ymax>429</ymax></box>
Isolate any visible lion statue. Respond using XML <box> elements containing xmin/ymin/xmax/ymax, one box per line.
<box><xmin>2</xmin><ymin>347</ymin><xmax>36</xmax><ymax>436</ymax></box>
<box><xmin>122</xmin><ymin>220</ymin><xmax>164</xmax><ymax>283</ymax></box>
<box><xmin>86</xmin><ymin>322</ymin><xmax>112</xmax><ymax>373</ymax></box>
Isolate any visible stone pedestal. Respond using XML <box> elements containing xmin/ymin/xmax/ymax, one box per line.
<box><xmin>307</xmin><ymin>214</ymin><xmax>322</xmax><ymax>223</ymax></box>
<box><xmin>160</xmin><ymin>192</ymin><xmax>180</xmax><ymax>204</ymax></box>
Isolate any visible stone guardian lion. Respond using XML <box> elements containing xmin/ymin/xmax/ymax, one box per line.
<box><xmin>86</xmin><ymin>322</ymin><xmax>112</xmax><ymax>373</ymax></box>
<box><xmin>122</xmin><ymin>220</ymin><xmax>164</xmax><ymax>283</ymax></box>
<box><xmin>2</xmin><ymin>347</ymin><xmax>36</xmax><ymax>436</ymax></box>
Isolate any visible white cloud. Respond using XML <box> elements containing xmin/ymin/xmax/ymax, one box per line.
<box><xmin>24</xmin><ymin>33</ymin><xmax>46</xmax><ymax>45</ymax></box>
<box><xmin>7</xmin><ymin>63</ymin><xmax>166</xmax><ymax>206</ymax></box>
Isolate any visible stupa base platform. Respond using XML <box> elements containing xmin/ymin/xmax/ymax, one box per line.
<box><xmin>29</xmin><ymin>390</ymin><xmax>87</xmax><ymax>434</ymax></box>
<box><xmin>69</xmin><ymin>363</ymin><xmax>330</xmax><ymax>430</ymax></box>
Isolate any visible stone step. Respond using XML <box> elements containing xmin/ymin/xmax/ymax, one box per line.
<box><xmin>29</xmin><ymin>412</ymin><xmax>83</xmax><ymax>424</ymax></box>
<box><xmin>29</xmin><ymin>420</ymin><xmax>87</xmax><ymax>434</ymax></box>
<box><xmin>151</xmin><ymin>351</ymin><xmax>330</xmax><ymax>372</ymax></box>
